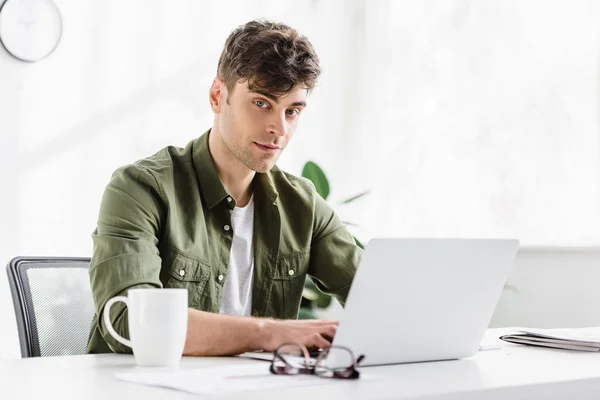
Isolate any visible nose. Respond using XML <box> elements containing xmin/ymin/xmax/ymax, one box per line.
<box><xmin>267</xmin><ymin>112</ymin><xmax>288</xmax><ymax>137</ymax></box>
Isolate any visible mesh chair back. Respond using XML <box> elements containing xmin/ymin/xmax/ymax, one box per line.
<box><xmin>6</xmin><ymin>257</ymin><xmax>94</xmax><ymax>357</ymax></box>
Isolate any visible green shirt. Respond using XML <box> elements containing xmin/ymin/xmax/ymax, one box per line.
<box><xmin>87</xmin><ymin>130</ymin><xmax>362</xmax><ymax>354</ymax></box>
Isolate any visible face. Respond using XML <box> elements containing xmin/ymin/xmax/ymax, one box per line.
<box><xmin>210</xmin><ymin>79</ymin><xmax>307</xmax><ymax>173</ymax></box>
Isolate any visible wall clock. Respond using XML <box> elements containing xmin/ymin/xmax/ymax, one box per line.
<box><xmin>0</xmin><ymin>0</ymin><xmax>62</xmax><ymax>62</ymax></box>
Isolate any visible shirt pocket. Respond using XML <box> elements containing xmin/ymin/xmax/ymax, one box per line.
<box><xmin>272</xmin><ymin>251</ymin><xmax>309</xmax><ymax>319</ymax></box>
<box><xmin>163</xmin><ymin>252</ymin><xmax>211</xmax><ymax>309</ymax></box>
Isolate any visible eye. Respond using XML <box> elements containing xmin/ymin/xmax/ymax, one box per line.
<box><xmin>254</xmin><ymin>100</ymin><xmax>269</xmax><ymax>109</ymax></box>
<box><xmin>286</xmin><ymin>109</ymin><xmax>300</xmax><ymax>117</ymax></box>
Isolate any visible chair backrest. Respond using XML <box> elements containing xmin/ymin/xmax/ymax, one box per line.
<box><xmin>6</xmin><ymin>257</ymin><xmax>94</xmax><ymax>358</ymax></box>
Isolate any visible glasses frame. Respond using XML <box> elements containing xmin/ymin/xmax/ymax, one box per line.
<box><xmin>269</xmin><ymin>343</ymin><xmax>365</xmax><ymax>380</ymax></box>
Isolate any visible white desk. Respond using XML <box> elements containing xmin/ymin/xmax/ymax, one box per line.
<box><xmin>2</xmin><ymin>329</ymin><xmax>600</xmax><ymax>399</ymax></box>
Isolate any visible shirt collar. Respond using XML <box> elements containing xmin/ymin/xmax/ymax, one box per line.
<box><xmin>193</xmin><ymin>129</ymin><xmax>279</xmax><ymax>209</ymax></box>
<box><xmin>254</xmin><ymin>168</ymin><xmax>279</xmax><ymax>205</ymax></box>
<box><xmin>193</xmin><ymin>129</ymin><xmax>229</xmax><ymax>209</ymax></box>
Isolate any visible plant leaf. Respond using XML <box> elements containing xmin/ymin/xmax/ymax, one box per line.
<box><xmin>302</xmin><ymin>287</ymin><xmax>320</xmax><ymax>301</ymax></box>
<box><xmin>301</xmin><ymin>161</ymin><xmax>330</xmax><ymax>200</ymax></box>
<box><xmin>315</xmin><ymin>293</ymin><xmax>332</xmax><ymax>308</ymax></box>
<box><xmin>303</xmin><ymin>276</ymin><xmax>332</xmax><ymax>309</ymax></box>
<box><xmin>340</xmin><ymin>190</ymin><xmax>370</xmax><ymax>205</ymax></box>
<box><xmin>304</xmin><ymin>276</ymin><xmax>318</xmax><ymax>291</ymax></box>
<box><xmin>354</xmin><ymin>237</ymin><xmax>364</xmax><ymax>249</ymax></box>
<box><xmin>298</xmin><ymin>307</ymin><xmax>316</xmax><ymax>319</ymax></box>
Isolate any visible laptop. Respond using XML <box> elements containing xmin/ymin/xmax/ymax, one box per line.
<box><xmin>328</xmin><ymin>238</ymin><xmax>519</xmax><ymax>367</ymax></box>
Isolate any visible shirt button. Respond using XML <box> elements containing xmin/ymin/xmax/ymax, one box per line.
<box><xmin>227</xmin><ymin>197</ymin><xmax>232</xmax><ymax>203</ymax></box>
<box><xmin>288</xmin><ymin>270</ymin><xmax>295</xmax><ymax>276</ymax></box>
<box><xmin>218</xmin><ymin>274</ymin><xmax>224</xmax><ymax>282</ymax></box>
<box><xmin>179</xmin><ymin>269</ymin><xmax>185</xmax><ymax>277</ymax></box>
<box><xmin>224</xmin><ymin>225</ymin><xmax>230</xmax><ymax>231</ymax></box>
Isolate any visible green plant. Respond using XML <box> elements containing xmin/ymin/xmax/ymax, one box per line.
<box><xmin>298</xmin><ymin>161</ymin><xmax>368</xmax><ymax>319</ymax></box>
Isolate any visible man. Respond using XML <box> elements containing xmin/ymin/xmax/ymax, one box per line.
<box><xmin>87</xmin><ymin>19</ymin><xmax>362</xmax><ymax>356</ymax></box>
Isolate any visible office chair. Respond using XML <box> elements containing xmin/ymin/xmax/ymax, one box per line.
<box><xmin>6</xmin><ymin>256</ymin><xmax>94</xmax><ymax>357</ymax></box>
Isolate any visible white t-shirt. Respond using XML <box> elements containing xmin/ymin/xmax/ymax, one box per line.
<box><xmin>219</xmin><ymin>195</ymin><xmax>255</xmax><ymax>316</ymax></box>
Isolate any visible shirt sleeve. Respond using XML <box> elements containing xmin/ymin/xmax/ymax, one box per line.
<box><xmin>89</xmin><ymin>163</ymin><xmax>166</xmax><ymax>353</ymax></box>
<box><xmin>308</xmin><ymin>192</ymin><xmax>363</xmax><ymax>307</ymax></box>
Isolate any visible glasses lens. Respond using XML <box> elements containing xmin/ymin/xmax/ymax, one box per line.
<box><xmin>273</xmin><ymin>344</ymin><xmax>309</xmax><ymax>375</ymax></box>
<box><xmin>315</xmin><ymin>347</ymin><xmax>355</xmax><ymax>377</ymax></box>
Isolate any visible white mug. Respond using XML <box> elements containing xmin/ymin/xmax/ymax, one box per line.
<box><xmin>103</xmin><ymin>288</ymin><xmax>188</xmax><ymax>367</ymax></box>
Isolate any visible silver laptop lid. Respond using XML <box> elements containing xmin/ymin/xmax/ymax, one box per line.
<box><xmin>329</xmin><ymin>238</ymin><xmax>519</xmax><ymax>367</ymax></box>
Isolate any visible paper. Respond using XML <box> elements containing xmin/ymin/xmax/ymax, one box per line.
<box><xmin>237</xmin><ymin>351</ymin><xmax>274</xmax><ymax>362</ymax></box>
<box><xmin>116</xmin><ymin>363</ymin><xmax>365</xmax><ymax>395</ymax></box>
<box><xmin>500</xmin><ymin>327</ymin><xmax>600</xmax><ymax>352</ymax></box>
<box><xmin>516</xmin><ymin>327</ymin><xmax>600</xmax><ymax>343</ymax></box>
<box><xmin>238</xmin><ymin>351</ymin><xmax>318</xmax><ymax>366</ymax></box>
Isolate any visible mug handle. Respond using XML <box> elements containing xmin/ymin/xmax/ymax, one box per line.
<box><xmin>103</xmin><ymin>296</ymin><xmax>133</xmax><ymax>348</ymax></box>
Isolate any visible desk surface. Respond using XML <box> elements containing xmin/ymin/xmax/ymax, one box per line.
<box><xmin>2</xmin><ymin>329</ymin><xmax>600</xmax><ymax>400</ymax></box>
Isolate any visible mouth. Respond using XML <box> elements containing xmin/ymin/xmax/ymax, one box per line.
<box><xmin>254</xmin><ymin>142</ymin><xmax>282</xmax><ymax>153</ymax></box>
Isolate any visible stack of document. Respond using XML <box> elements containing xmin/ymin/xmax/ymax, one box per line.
<box><xmin>500</xmin><ymin>327</ymin><xmax>600</xmax><ymax>351</ymax></box>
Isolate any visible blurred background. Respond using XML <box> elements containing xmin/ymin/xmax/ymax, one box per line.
<box><xmin>1</xmin><ymin>0</ymin><xmax>599</xmax><ymax>358</ymax></box>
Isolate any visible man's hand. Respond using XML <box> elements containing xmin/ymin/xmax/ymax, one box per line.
<box><xmin>260</xmin><ymin>319</ymin><xmax>338</xmax><ymax>351</ymax></box>
<box><xmin>184</xmin><ymin>309</ymin><xmax>338</xmax><ymax>356</ymax></box>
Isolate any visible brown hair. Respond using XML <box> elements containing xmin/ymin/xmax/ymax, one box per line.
<box><xmin>217</xmin><ymin>20</ymin><xmax>321</xmax><ymax>97</ymax></box>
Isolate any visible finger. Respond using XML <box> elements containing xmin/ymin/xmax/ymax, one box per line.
<box><xmin>320</xmin><ymin>325</ymin><xmax>337</xmax><ymax>341</ymax></box>
<box><xmin>321</xmin><ymin>334</ymin><xmax>334</xmax><ymax>343</ymax></box>
<box><xmin>308</xmin><ymin>333</ymin><xmax>331</xmax><ymax>350</ymax></box>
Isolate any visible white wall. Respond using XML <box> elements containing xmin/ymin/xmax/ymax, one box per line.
<box><xmin>1</xmin><ymin>0</ymin><xmax>600</xmax><ymax>359</ymax></box>
<box><xmin>491</xmin><ymin>247</ymin><xmax>600</xmax><ymax>329</ymax></box>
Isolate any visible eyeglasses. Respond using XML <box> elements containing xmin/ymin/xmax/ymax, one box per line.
<box><xmin>270</xmin><ymin>344</ymin><xmax>365</xmax><ymax>380</ymax></box>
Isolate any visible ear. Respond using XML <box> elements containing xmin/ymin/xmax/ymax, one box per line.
<box><xmin>209</xmin><ymin>77</ymin><xmax>226</xmax><ymax>113</ymax></box>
